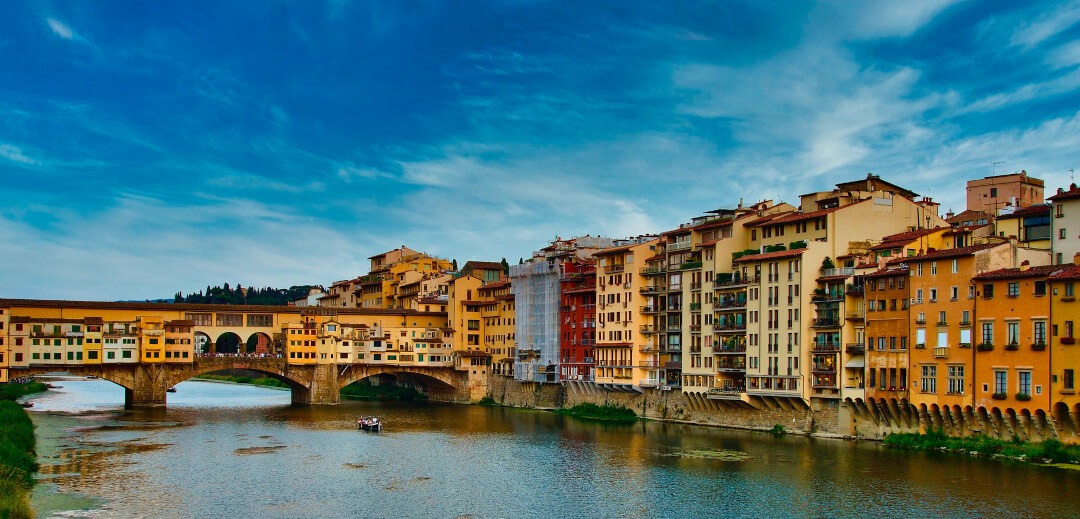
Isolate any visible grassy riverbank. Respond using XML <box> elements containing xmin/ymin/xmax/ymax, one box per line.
<box><xmin>340</xmin><ymin>382</ymin><xmax>426</xmax><ymax>402</ymax></box>
<box><xmin>554</xmin><ymin>403</ymin><xmax>637</xmax><ymax>424</ymax></box>
<box><xmin>192</xmin><ymin>374</ymin><xmax>290</xmax><ymax>389</ymax></box>
<box><xmin>0</xmin><ymin>382</ymin><xmax>45</xmax><ymax>519</ymax></box>
<box><xmin>884</xmin><ymin>431</ymin><xmax>1080</xmax><ymax>465</ymax></box>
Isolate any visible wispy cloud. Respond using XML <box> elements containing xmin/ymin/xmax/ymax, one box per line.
<box><xmin>0</xmin><ymin>143</ymin><xmax>37</xmax><ymax>166</ymax></box>
<box><xmin>46</xmin><ymin>18</ymin><xmax>74</xmax><ymax>39</ymax></box>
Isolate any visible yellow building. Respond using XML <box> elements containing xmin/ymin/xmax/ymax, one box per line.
<box><xmin>1049</xmin><ymin>263</ymin><xmax>1080</xmax><ymax>426</ymax></box>
<box><xmin>359</xmin><ymin>247</ymin><xmax>453</xmax><ymax>309</ymax></box>
<box><xmin>163</xmin><ymin>320</ymin><xmax>195</xmax><ymax>363</ymax></box>
<box><xmin>593</xmin><ymin>238</ymin><xmax>661</xmax><ymax>389</ymax></box>
<box><xmin>971</xmin><ymin>264</ymin><xmax>1057</xmax><ymax>413</ymax></box>
<box><xmin>994</xmin><ymin>204</ymin><xmax>1052</xmax><ymax>250</ymax></box>
<box><xmin>82</xmin><ymin>317</ymin><xmax>104</xmax><ymax>365</ymax></box>
<box><xmin>478</xmin><ymin>279</ymin><xmax>515</xmax><ymax>377</ymax></box>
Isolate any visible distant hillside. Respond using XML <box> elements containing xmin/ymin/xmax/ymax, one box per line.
<box><xmin>173</xmin><ymin>284</ymin><xmax>321</xmax><ymax>306</ymax></box>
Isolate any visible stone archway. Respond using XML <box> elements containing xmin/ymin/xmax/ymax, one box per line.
<box><xmin>194</xmin><ymin>332</ymin><xmax>211</xmax><ymax>354</ymax></box>
<box><xmin>245</xmin><ymin>332</ymin><xmax>272</xmax><ymax>354</ymax></box>
<box><xmin>215</xmin><ymin>332</ymin><xmax>242</xmax><ymax>354</ymax></box>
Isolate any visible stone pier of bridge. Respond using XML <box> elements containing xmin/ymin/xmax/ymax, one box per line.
<box><xmin>18</xmin><ymin>357</ymin><xmax>484</xmax><ymax>408</ymax></box>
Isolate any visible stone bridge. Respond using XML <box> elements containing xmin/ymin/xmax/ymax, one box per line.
<box><xmin>16</xmin><ymin>358</ymin><xmax>481</xmax><ymax>408</ymax></box>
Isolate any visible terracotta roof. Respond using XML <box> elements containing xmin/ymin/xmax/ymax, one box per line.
<box><xmin>895</xmin><ymin>243</ymin><xmax>999</xmax><ymax>262</ymax></box>
<box><xmin>995</xmin><ymin>204</ymin><xmax>1051</xmax><ymax>220</ymax></box>
<box><xmin>870</xmin><ymin>227</ymin><xmax>945</xmax><ymax>251</ymax></box>
<box><xmin>973</xmin><ymin>264</ymin><xmax>1065</xmax><ymax>280</ymax></box>
<box><xmin>743</xmin><ymin>212</ymin><xmax>786</xmax><ymax>227</ymax></box>
<box><xmin>1049</xmin><ymin>265</ymin><xmax>1080</xmax><ymax>281</ymax></box>
<box><xmin>943</xmin><ymin>223</ymin><xmax>990</xmax><ymax>235</ymax></box>
<box><xmin>479</xmin><ymin>280</ymin><xmax>510</xmax><ymax>290</ymax></box>
<box><xmin>463</xmin><ymin>261</ymin><xmax>505</xmax><ymax>271</ymax></box>
<box><xmin>757</xmin><ymin>205</ymin><xmax>845</xmax><ymax>226</ymax></box>
<box><xmin>0</xmin><ymin>298</ymin><xmax>446</xmax><ymax>317</ymax></box>
<box><xmin>734</xmin><ymin>247</ymin><xmax>808</xmax><ymax>263</ymax></box>
<box><xmin>864</xmin><ymin>265</ymin><xmax>909</xmax><ymax>278</ymax></box>
<box><xmin>457</xmin><ymin>350</ymin><xmax>492</xmax><ymax>357</ymax></box>
<box><xmin>692</xmin><ymin>218</ymin><xmax>734</xmax><ymax>231</ymax></box>
<box><xmin>946</xmin><ymin>209</ymin><xmax>993</xmax><ymax>225</ymax></box>
<box><xmin>1049</xmin><ymin>184</ymin><xmax>1080</xmax><ymax>202</ymax></box>
<box><xmin>697</xmin><ymin>239</ymin><xmax>721</xmax><ymax>248</ymax></box>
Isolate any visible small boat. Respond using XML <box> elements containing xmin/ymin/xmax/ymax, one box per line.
<box><xmin>20</xmin><ymin>402</ymin><xmax>33</xmax><ymax>408</ymax></box>
<box><xmin>46</xmin><ymin>383</ymin><xmax>62</xmax><ymax>389</ymax></box>
<box><xmin>167</xmin><ymin>386</ymin><xmax>177</xmax><ymax>393</ymax></box>
<box><xmin>86</xmin><ymin>375</ymin><xmax>98</xmax><ymax>379</ymax></box>
<box><xmin>357</xmin><ymin>416</ymin><xmax>381</xmax><ymax>432</ymax></box>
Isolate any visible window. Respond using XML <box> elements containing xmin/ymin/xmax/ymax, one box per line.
<box><xmin>983</xmin><ymin>284</ymin><xmax>994</xmax><ymax>298</ymax></box>
<box><xmin>921</xmin><ymin>365</ymin><xmax>937</xmax><ymax>393</ymax></box>
<box><xmin>1007</xmin><ymin>322</ymin><xmax>1020</xmax><ymax>345</ymax></box>
<box><xmin>916</xmin><ymin>289</ymin><xmax>924</xmax><ymax>303</ymax></box>
<box><xmin>961</xmin><ymin>310</ymin><xmax>971</xmax><ymax>324</ymax></box>
<box><xmin>1007</xmin><ymin>282</ymin><xmax>1019</xmax><ymax>298</ymax></box>
<box><xmin>951</xmin><ymin>286</ymin><xmax>959</xmax><ymax>301</ymax></box>
<box><xmin>929</xmin><ymin>288</ymin><xmax>938</xmax><ymax>302</ymax></box>
<box><xmin>1065</xmin><ymin>369</ymin><xmax>1075</xmax><ymax>390</ymax></box>
<box><xmin>951</xmin><ymin>259</ymin><xmax>958</xmax><ymax>274</ymax></box>
<box><xmin>1034</xmin><ymin>321</ymin><xmax>1046</xmax><ymax>345</ymax></box>
<box><xmin>939</xmin><ymin>311</ymin><xmax>947</xmax><ymax>325</ymax></box>
<box><xmin>917</xmin><ymin>263</ymin><xmax>924</xmax><ymax>276</ymax></box>
<box><xmin>1018</xmin><ymin>371</ymin><xmax>1032</xmax><ymax>397</ymax></box>
<box><xmin>931</xmin><ymin>262</ymin><xmax>938</xmax><ymax>275</ymax></box>
<box><xmin>122</xmin><ymin>350</ymin><xmax>132</xmax><ymax>359</ymax></box>
<box><xmin>1067</xmin><ymin>283</ymin><xmax>1075</xmax><ymax>298</ymax></box>
<box><xmin>1035</xmin><ymin>281</ymin><xmax>1047</xmax><ymax>296</ymax></box>
<box><xmin>947</xmin><ymin>365</ymin><xmax>964</xmax><ymax>394</ymax></box>
<box><xmin>981</xmin><ymin>322</ymin><xmax>994</xmax><ymax>344</ymax></box>
<box><xmin>1061</xmin><ymin>228</ymin><xmax>1068</xmax><ymax>239</ymax></box>
<box><xmin>994</xmin><ymin>370</ymin><xmax>1007</xmax><ymax>395</ymax></box>
<box><xmin>990</xmin><ymin>187</ymin><xmax>998</xmax><ymax>197</ymax></box>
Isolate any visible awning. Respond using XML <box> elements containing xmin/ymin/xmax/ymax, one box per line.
<box><xmin>844</xmin><ymin>358</ymin><xmax>865</xmax><ymax>369</ymax></box>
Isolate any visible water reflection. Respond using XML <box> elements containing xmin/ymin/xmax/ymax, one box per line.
<box><xmin>26</xmin><ymin>379</ymin><xmax>1080</xmax><ymax>518</ymax></box>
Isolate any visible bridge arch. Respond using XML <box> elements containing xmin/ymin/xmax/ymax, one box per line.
<box><xmin>194</xmin><ymin>332</ymin><xmax>212</xmax><ymax>353</ymax></box>
<box><xmin>245</xmin><ymin>332</ymin><xmax>272</xmax><ymax>354</ymax></box>
<box><xmin>215</xmin><ymin>332</ymin><xmax>243</xmax><ymax>354</ymax></box>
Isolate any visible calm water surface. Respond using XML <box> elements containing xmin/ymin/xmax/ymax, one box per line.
<box><xmin>25</xmin><ymin>379</ymin><xmax>1080</xmax><ymax>518</ymax></box>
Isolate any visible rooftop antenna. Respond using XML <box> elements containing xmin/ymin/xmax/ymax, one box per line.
<box><xmin>991</xmin><ymin>161</ymin><xmax>1006</xmax><ymax>175</ymax></box>
<box><xmin>1070</xmin><ymin>168</ymin><xmax>1075</xmax><ymax>183</ymax></box>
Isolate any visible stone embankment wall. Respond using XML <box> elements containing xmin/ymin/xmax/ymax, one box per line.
<box><xmin>485</xmin><ymin>376</ymin><xmax>1077</xmax><ymax>443</ymax></box>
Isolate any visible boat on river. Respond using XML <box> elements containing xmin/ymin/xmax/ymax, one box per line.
<box><xmin>167</xmin><ymin>386</ymin><xmax>177</xmax><ymax>393</ymax></box>
<box><xmin>357</xmin><ymin>416</ymin><xmax>381</xmax><ymax>432</ymax></box>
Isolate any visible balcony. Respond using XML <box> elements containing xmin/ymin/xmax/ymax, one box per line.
<box><xmin>1005</xmin><ymin>342</ymin><xmax>1019</xmax><ymax>351</ymax></box>
<box><xmin>716</xmin><ymin>345</ymin><xmax>746</xmax><ymax>354</ymax></box>
<box><xmin>933</xmin><ymin>347</ymin><xmax>948</xmax><ymax>358</ymax></box>
<box><xmin>639</xmin><ymin>379</ymin><xmax>659</xmax><ymax>388</ymax></box>
<box><xmin>811</xmin><ymin>366</ymin><xmax>837</xmax><ymax>375</ymax></box>
<box><xmin>845</xmin><ymin>344</ymin><xmax>865</xmax><ymax>355</ymax></box>
<box><xmin>715</xmin><ymin>298</ymin><xmax>748</xmax><ymax>309</ymax></box>
<box><xmin>640</xmin><ymin>286</ymin><xmax>663</xmax><ymax>296</ymax></box>
<box><xmin>714</xmin><ymin>323</ymin><xmax>746</xmax><ymax>333</ymax></box>
<box><xmin>689</xmin><ymin>325</ymin><xmax>701</xmax><ymax>333</ymax></box>
<box><xmin>846</xmin><ymin>309</ymin><xmax>865</xmax><ymax>320</ymax></box>
<box><xmin>813</xmin><ymin>343</ymin><xmax>840</xmax><ymax>352</ymax></box>
<box><xmin>605</xmin><ymin>264</ymin><xmax>625</xmax><ymax>274</ymax></box>
<box><xmin>641</xmin><ymin>306</ymin><xmax>661</xmax><ymax>314</ymax></box>
<box><xmin>639</xmin><ymin>362</ymin><xmax>662</xmax><ymax>369</ymax></box>
<box><xmin>846</xmin><ymin>284</ymin><xmax>864</xmax><ymax>296</ymax></box>
<box><xmin>678</xmin><ymin>260</ymin><xmax>703</xmax><ymax>271</ymax></box>
<box><xmin>707</xmin><ymin>387</ymin><xmax>747</xmax><ymax>400</ymax></box>
<box><xmin>668</xmin><ymin>241</ymin><xmax>692</xmax><ymax>252</ymax></box>
<box><xmin>640</xmin><ymin>325</ymin><xmax>658</xmax><ymax>334</ymax></box>
<box><xmin>640</xmin><ymin>266</ymin><xmax>667</xmax><ymax>276</ymax></box>
<box><xmin>820</xmin><ymin>267</ymin><xmax>855</xmax><ymax>278</ymax></box>
<box><xmin>663</xmin><ymin>361</ymin><xmax>682</xmax><ymax>369</ymax></box>
<box><xmin>811</xmin><ymin>318</ymin><xmax>840</xmax><ymax>328</ymax></box>
<box><xmin>976</xmin><ymin>343</ymin><xmax>994</xmax><ymax>352</ymax></box>
<box><xmin>689</xmin><ymin>303</ymin><xmax>702</xmax><ymax>312</ymax></box>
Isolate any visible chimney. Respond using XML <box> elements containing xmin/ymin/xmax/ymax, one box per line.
<box><xmin>1020</xmin><ymin>260</ymin><xmax>1030</xmax><ymax>272</ymax></box>
<box><xmin>1074</xmin><ymin>252</ymin><xmax>1080</xmax><ymax>266</ymax></box>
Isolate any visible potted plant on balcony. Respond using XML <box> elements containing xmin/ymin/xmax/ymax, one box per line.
<box><xmin>820</xmin><ymin>257</ymin><xmax>835</xmax><ymax>271</ymax></box>
<box><xmin>1015</xmin><ymin>393</ymin><xmax>1032</xmax><ymax>401</ymax></box>
<box><xmin>1032</xmin><ymin>342</ymin><xmax>1047</xmax><ymax>351</ymax></box>
<box><xmin>1005</xmin><ymin>342</ymin><xmax>1019</xmax><ymax>351</ymax></box>
<box><xmin>976</xmin><ymin>342</ymin><xmax>994</xmax><ymax>352</ymax></box>
<box><xmin>991</xmin><ymin>392</ymin><xmax>1007</xmax><ymax>400</ymax></box>
<box><xmin>1062</xmin><ymin>337</ymin><xmax>1076</xmax><ymax>345</ymax></box>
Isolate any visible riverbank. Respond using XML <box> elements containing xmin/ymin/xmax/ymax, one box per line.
<box><xmin>0</xmin><ymin>382</ymin><xmax>46</xmax><ymax>519</ymax></box>
<box><xmin>553</xmin><ymin>403</ymin><xmax>637</xmax><ymax>424</ymax></box>
<box><xmin>883</xmin><ymin>431</ymin><xmax>1080</xmax><ymax>467</ymax></box>
<box><xmin>192</xmin><ymin>374</ymin><xmax>290</xmax><ymax>390</ymax></box>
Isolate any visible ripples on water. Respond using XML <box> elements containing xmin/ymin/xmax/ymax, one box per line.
<box><xmin>25</xmin><ymin>379</ymin><xmax>1080</xmax><ymax>518</ymax></box>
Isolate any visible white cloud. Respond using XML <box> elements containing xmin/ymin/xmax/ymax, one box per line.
<box><xmin>1009</xmin><ymin>2</ymin><xmax>1080</xmax><ymax>50</ymax></box>
<box><xmin>46</xmin><ymin>18</ymin><xmax>74</xmax><ymax>40</ymax></box>
<box><xmin>0</xmin><ymin>143</ymin><xmax>37</xmax><ymax>165</ymax></box>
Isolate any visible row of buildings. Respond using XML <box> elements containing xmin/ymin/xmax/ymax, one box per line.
<box><xmin>3</xmin><ymin>171</ymin><xmax>1080</xmax><ymax>420</ymax></box>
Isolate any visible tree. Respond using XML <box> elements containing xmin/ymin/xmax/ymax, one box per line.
<box><xmin>452</xmin><ymin>259</ymin><xmax>458</xmax><ymax>270</ymax></box>
<box><xmin>501</xmin><ymin>257</ymin><xmax>510</xmax><ymax>274</ymax></box>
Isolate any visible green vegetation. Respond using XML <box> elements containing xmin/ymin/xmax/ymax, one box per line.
<box><xmin>770</xmin><ymin>424</ymin><xmax>787</xmax><ymax>437</ymax></box>
<box><xmin>555</xmin><ymin>403</ymin><xmax>637</xmax><ymax>424</ymax></box>
<box><xmin>0</xmin><ymin>382</ymin><xmax>47</xmax><ymax>402</ymax></box>
<box><xmin>340</xmin><ymin>381</ymin><xmax>427</xmax><ymax>402</ymax></box>
<box><xmin>194</xmin><ymin>374</ymin><xmax>290</xmax><ymax>388</ymax></box>
<box><xmin>477</xmin><ymin>396</ymin><xmax>499</xmax><ymax>407</ymax></box>
<box><xmin>174</xmin><ymin>283</ymin><xmax>322</xmax><ymax>306</ymax></box>
<box><xmin>883</xmin><ymin>431</ymin><xmax>1080</xmax><ymax>464</ymax></box>
<box><xmin>0</xmin><ymin>383</ymin><xmax>44</xmax><ymax>519</ymax></box>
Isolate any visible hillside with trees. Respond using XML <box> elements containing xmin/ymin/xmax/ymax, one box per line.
<box><xmin>174</xmin><ymin>284</ymin><xmax>321</xmax><ymax>306</ymax></box>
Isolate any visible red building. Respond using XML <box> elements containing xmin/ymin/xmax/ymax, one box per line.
<box><xmin>560</xmin><ymin>259</ymin><xmax>597</xmax><ymax>381</ymax></box>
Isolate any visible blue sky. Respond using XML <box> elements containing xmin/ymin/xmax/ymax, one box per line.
<box><xmin>3</xmin><ymin>1</ymin><xmax>1080</xmax><ymax>301</ymax></box>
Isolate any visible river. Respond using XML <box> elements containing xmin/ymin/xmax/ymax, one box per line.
<box><xmin>24</xmin><ymin>379</ymin><xmax>1080</xmax><ymax>518</ymax></box>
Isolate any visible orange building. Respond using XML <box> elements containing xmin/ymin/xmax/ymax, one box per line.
<box><xmin>863</xmin><ymin>264</ymin><xmax>911</xmax><ymax>401</ymax></box>
<box><xmin>971</xmin><ymin>264</ymin><xmax>1057</xmax><ymax>413</ymax></box>
<box><xmin>1049</xmin><ymin>263</ymin><xmax>1080</xmax><ymax>426</ymax></box>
